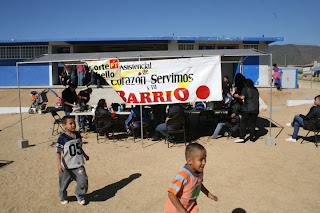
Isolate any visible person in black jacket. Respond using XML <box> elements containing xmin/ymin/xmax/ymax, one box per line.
<box><xmin>94</xmin><ymin>99</ymin><xmax>116</xmax><ymax>137</ymax></box>
<box><xmin>234</xmin><ymin>79</ymin><xmax>259</xmax><ymax>143</ymax></box>
<box><xmin>152</xmin><ymin>104</ymin><xmax>184</xmax><ymax>141</ymax></box>
<box><xmin>62</xmin><ymin>83</ymin><xmax>78</xmax><ymax>115</ymax></box>
<box><xmin>285</xmin><ymin>95</ymin><xmax>320</xmax><ymax>142</ymax></box>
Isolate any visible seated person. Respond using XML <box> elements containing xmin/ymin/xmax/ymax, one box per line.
<box><xmin>194</xmin><ymin>102</ymin><xmax>205</xmax><ymax>110</ymax></box>
<box><xmin>94</xmin><ymin>99</ymin><xmax>116</xmax><ymax>137</ymax></box>
<box><xmin>78</xmin><ymin>88</ymin><xmax>93</xmax><ymax>131</ymax></box>
<box><xmin>125</xmin><ymin>105</ymin><xmax>150</xmax><ymax>134</ymax></box>
<box><xmin>210</xmin><ymin>98</ymin><xmax>242</xmax><ymax>139</ymax></box>
<box><xmin>152</xmin><ymin>103</ymin><xmax>184</xmax><ymax>141</ymax></box>
<box><xmin>285</xmin><ymin>95</ymin><xmax>320</xmax><ymax>142</ymax></box>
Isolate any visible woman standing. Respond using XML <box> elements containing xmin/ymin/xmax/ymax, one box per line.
<box><xmin>234</xmin><ymin>79</ymin><xmax>259</xmax><ymax>143</ymax></box>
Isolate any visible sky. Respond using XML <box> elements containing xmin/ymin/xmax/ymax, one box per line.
<box><xmin>0</xmin><ymin>0</ymin><xmax>319</xmax><ymax>46</ymax></box>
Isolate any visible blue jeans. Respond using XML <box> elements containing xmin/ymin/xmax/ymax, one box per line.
<box><xmin>212</xmin><ymin>122</ymin><xmax>226</xmax><ymax>138</ymax></box>
<box><xmin>292</xmin><ymin>115</ymin><xmax>304</xmax><ymax>139</ymax></box>
<box><xmin>78</xmin><ymin>72</ymin><xmax>84</xmax><ymax>86</ymax></box>
<box><xmin>156</xmin><ymin>123</ymin><xmax>175</xmax><ymax>137</ymax></box>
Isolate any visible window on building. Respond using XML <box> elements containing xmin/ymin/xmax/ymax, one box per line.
<box><xmin>179</xmin><ymin>44</ymin><xmax>194</xmax><ymax>50</ymax></box>
<box><xmin>244</xmin><ymin>44</ymin><xmax>259</xmax><ymax>50</ymax></box>
<box><xmin>0</xmin><ymin>46</ymin><xmax>48</xmax><ymax>59</ymax></box>
<box><xmin>199</xmin><ymin>45</ymin><xmax>215</xmax><ymax>50</ymax></box>
<box><xmin>218</xmin><ymin>45</ymin><xmax>237</xmax><ymax>49</ymax></box>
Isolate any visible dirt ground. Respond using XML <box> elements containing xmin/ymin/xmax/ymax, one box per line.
<box><xmin>0</xmin><ymin>81</ymin><xmax>320</xmax><ymax>213</ymax></box>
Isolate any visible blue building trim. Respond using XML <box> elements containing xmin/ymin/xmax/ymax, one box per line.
<box><xmin>242</xmin><ymin>56</ymin><xmax>259</xmax><ymax>85</ymax></box>
<box><xmin>234</xmin><ymin>57</ymin><xmax>260</xmax><ymax>85</ymax></box>
<box><xmin>0</xmin><ymin>60</ymin><xmax>49</xmax><ymax>86</ymax></box>
<box><xmin>0</xmin><ymin>36</ymin><xmax>284</xmax><ymax>44</ymax></box>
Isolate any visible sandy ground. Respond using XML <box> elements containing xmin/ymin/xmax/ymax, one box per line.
<box><xmin>0</xmin><ymin>82</ymin><xmax>320</xmax><ymax>213</ymax></box>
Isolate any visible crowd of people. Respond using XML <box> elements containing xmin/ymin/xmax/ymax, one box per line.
<box><xmin>61</xmin><ymin>63</ymin><xmax>106</xmax><ymax>88</ymax></box>
<box><xmin>57</xmin><ymin>72</ymin><xmax>320</xmax><ymax>212</ymax></box>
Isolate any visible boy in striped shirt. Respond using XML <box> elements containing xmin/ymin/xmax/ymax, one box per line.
<box><xmin>165</xmin><ymin>143</ymin><xmax>218</xmax><ymax>213</ymax></box>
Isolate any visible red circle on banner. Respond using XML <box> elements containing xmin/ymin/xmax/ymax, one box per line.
<box><xmin>196</xmin><ymin>85</ymin><xmax>210</xmax><ymax>99</ymax></box>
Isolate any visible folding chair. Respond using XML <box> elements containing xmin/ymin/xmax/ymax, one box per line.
<box><xmin>95</xmin><ymin>116</ymin><xmax>114</xmax><ymax>143</ymax></box>
<box><xmin>301</xmin><ymin>118</ymin><xmax>320</xmax><ymax>148</ymax></box>
<box><xmin>50</xmin><ymin>110</ymin><xmax>64</xmax><ymax>135</ymax></box>
<box><xmin>129</xmin><ymin>115</ymin><xmax>148</xmax><ymax>143</ymax></box>
<box><xmin>165</xmin><ymin>117</ymin><xmax>187</xmax><ymax>148</ymax></box>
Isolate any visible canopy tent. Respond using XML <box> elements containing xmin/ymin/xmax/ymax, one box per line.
<box><xmin>16</xmin><ymin>49</ymin><xmax>275</xmax><ymax>148</ymax></box>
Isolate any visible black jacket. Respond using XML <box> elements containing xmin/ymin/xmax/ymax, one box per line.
<box><xmin>300</xmin><ymin>105</ymin><xmax>320</xmax><ymax>130</ymax></box>
<box><xmin>241</xmin><ymin>86</ymin><xmax>259</xmax><ymax>114</ymax></box>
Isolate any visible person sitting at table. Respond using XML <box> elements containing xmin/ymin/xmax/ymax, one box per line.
<box><xmin>210</xmin><ymin>98</ymin><xmax>242</xmax><ymax>139</ymax></box>
<box><xmin>94</xmin><ymin>99</ymin><xmax>116</xmax><ymax>137</ymax></box>
<box><xmin>152</xmin><ymin>103</ymin><xmax>184</xmax><ymax>141</ymax></box>
<box><xmin>78</xmin><ymin>88</ymin><xmax>93</xmax><ymax>132</ymax></box>
<box><xmin>125</xmin><ymin>105</ymin><xmax>150</xmax><ymax>134</ymax></box>
<box><xmin>61</xmin><ymin>83</ymin><xmax>78</xmax><ymax>116</ymax></box>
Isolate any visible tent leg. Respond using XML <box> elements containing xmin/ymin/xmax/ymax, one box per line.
<box><xmin>16</xmin><ymin>63</ymin><xmax>29</xmax><ymax>148</ymax></box>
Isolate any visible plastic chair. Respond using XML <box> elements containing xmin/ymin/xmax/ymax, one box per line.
<box><xmin>301</xmin><ymin>118</ymin><xmax>320</xmax><ymax>147</ymax></box>
<box><xmin>50</xmin><ymin>110</ymin><xmax>64</xmax><ymax>135</ymax></box>
<box><xmin>165</xmin><ymin>117</ymin><xmax>187</xmax><ymax>148</ymax></box>
<box><xmin>95</xmin><ymin>116</ymin><xmax>114</xmax><ymax>143</ymax></box>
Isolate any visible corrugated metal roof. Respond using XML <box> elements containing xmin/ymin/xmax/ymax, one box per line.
<box><xmin>0</xmin><ymin>36</ymin><xmax>284</xmax><ymax>44</ymax></box>
<box><xmin>21</xmin><ymin>49</ymin><xmax>269</xmax><ymax>64</ymax></box>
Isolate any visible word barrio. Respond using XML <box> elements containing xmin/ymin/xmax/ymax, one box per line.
<box><xmin>107</xmin><ymin>56</ymin><xmax>222</xmax><ymax>105</ymax></box>
<box><xmin>85</xmin><ymin>59</ymin><xmax>121</xmax><ymax>80</ymax></box>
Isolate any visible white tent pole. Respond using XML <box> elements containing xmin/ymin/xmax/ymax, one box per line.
<box><xmin>16</xmin><ymin>62</ymin><xmax>29</xmax><ymax>148</ymax></box>
<box><xmin>269</xmin><ymin>54</ymin><xmax>273</xmax><ymax>136</ymax></box>
<box><xmin>138</xmin><ymin>56</ymin><xmax>144</xmax><ymax>148</ymax></box>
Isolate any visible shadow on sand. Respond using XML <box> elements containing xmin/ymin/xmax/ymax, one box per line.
<box><xmin>86</xmin><ymin>173</ymin><xmax>142</xmax><ymax>203</ymax></box>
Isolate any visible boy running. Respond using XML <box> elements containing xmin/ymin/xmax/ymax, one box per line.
<box><xmin>165</xmin><ymin>143</ymin><xmax>218</xmax><ymax>213</ymax></box>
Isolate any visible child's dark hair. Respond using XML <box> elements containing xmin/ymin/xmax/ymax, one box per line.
<box><xmin>273</xmin><ymin>63</ymin><xmax>277</xmax><ymax>67</ymax></box>
<box><xmin>185</xmin><ymin>143</ymin><xmax>206</xmax><ymax>159</ymax></box>
<box><xmin>61</xmin><ymin>115</ymin><xmax>75</xmax><ymax>124</ymax></box>
<box><xmin>315</xmin><ymin>95</ymin><xmax>320</xmax><ymax>100</ymax></box>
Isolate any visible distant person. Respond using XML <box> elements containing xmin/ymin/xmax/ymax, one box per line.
<box><xmin>285</xmin><ymin>95</ymin><xmax>320</xmax><ymax>142</ymax></box>
<box><xmin>62</xmin><ymin>83</ymin><xmax>78</xmax><ymax>115</ymax></box>
<box><xmin>234</xmin><ymin>79</ymin><xmax>259</xmax><ymax>143</ymax></box>
<box><xmin>222</xmin><ymin>75</ymin><xmax>232</xmax><ymax>100</ymax></box>
<box><xmin>85</xmin><ymin>68</ymin><xmax>102</xmax><ymax>88</ymax></box>
<box><xmin>56</xmin><ymin>115</ymin><xmax>89</xmax><ymax>205</ymax></box>
<box><xmin>77</xmin><ymin>64</ymin><xmax>85</xmax><ymax>86</ymax></box>
<box><xmin>272</xmin><ymin>64</ymin><xmax>282</xmax><ymax>91</ymax></box>
<box><xmin>164</xmin><ymin>143</ymin><xmax>218</xmax><ymax>212</ymax></box>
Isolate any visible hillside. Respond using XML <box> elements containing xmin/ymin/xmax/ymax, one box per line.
<box><xmin>269</xmin><ymin>44</ymin><xmax>320</xmax><ymax>66</ymax></box>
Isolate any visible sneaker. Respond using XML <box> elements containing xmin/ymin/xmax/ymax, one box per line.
<box><xmin>285</xmin><ymin>137</ymin><xmax>296</xmax><ymax>142</ymax></box>
<box><xmin>286</xmin><ymin>123</ymin><xmax>292</xmax><ymax>127</ymax></box>
<box><xmin>77</xmin><ymin>197</ymin><xmax>85</xmax><ymax>205</ymax></box>
<box><xmin>60</xmin><ymin>199</ymin><xmax>68</xmax><ymax>204</ymax></box>
<box><xmin>234</xmin><ymin>138</ymin><xmax>244</xmax><ymax>143</ymax></box>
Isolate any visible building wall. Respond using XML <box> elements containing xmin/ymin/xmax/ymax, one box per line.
<box><xmin>0</xmin><ymin>60</ymin><xmax>49</xmax><ymax>86</ymax></box>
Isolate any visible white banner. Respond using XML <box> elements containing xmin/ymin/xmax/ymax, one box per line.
<box><xmin>107</xmin><ymin>56</ymin><xmax>222</xmax><ymax>105</ymax></box>
<box><xmin>85</xmin><ymin>59</ymin><xmax>121</xmax><ymax>80</ymax></box>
